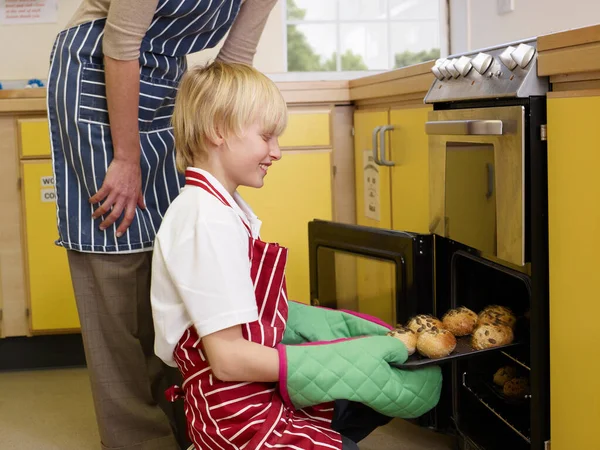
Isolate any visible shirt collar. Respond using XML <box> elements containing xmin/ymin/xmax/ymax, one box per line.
<box><xmin>185</xmin><ymin>167</ymin><xmax>262</xmax><ymax>237</ymax></box>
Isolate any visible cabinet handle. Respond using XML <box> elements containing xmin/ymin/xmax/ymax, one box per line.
<box><xmin>378</xmin><ymin>125</ymin><xmax>396</xmax><ymax>166</ymax></box>
<box><xmin>371</xmin><ymin>126</ymin><xmax>383</xmax><ymax>165</ymax></box>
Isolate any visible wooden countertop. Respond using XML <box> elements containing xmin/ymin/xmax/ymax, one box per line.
<box><xmin>538</xmin><ymin>24</ymin><xmax>600</xmax><ymax>76</ymax></box>
<box><xmin>0</xmin><ymin>62</ymin><xmax>438</xmax><ymax>113</ymax></box>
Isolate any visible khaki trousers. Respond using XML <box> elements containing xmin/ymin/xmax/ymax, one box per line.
<box><xmin>68</xmin><ymin>251</ymin><xmax>190</xmax><ymax>450</ymax></box>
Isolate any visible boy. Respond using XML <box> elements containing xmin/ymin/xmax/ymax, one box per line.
<box><xmin>150</xmin><ymin>62</ymin><xmax>442</xmax><ymax>449</ymax></box>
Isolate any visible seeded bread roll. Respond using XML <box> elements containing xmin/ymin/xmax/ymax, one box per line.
<box><xmin>386</xmin><ymin>327</ymin><xmax>417</xmax><ymax>355</ymax></box>
<box><xmin>407</xmin><ymin>314</ymin><xmax>444</xmax><ymax>335</ymax></box>
<box><xmin>471</xmin><ymin>324</ymin><xmax>514</xmax><ymax>350</ymax></box>
<box><xmin>503</xmin><ymin>377</ymin><xmax>530</xmax><ymax>398</ymax></box>
<box><xmin>478</xmin><ymin>305</ymin><xmax>517</xmax><ymax>329</ymax></box>
<box><xmin>416</xmin><ymin>328</ymin><xmax>457</xmax><ymax>359</ymax></box>
<box><xmin>442</xmin><ymin>306</ymin><xmax>478</xmax><ymax>336</ymax></box>
<box><xmin>493</xmin><ymin>366</ymin><xmax>517</xmax><ymax>387</ymax></box>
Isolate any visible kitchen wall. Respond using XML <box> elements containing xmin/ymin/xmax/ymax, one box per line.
<box><xmin>0</xmin><ymin>0</ymin><xmax>285</xmax><ymax>81</ymax></box>
<box><xmin>450</xmin><ymin>0</ymin><xmax>600</xmax><ymax>54</ymax></box>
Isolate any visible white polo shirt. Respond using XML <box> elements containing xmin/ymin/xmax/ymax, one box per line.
<box><xmin>151</xmin><ymin>168</ymin><xmax>262</xmax><ymax>367</ymax></box>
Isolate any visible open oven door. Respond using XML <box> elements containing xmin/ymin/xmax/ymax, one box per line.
<box><xmin>307</xmin><ymin>219</ymin><xmax>456</xmax><ymax>431</ymax></box>
<box><xmin>308</xmin><ymin>219</ymin><xmax>435</xmax><ymax>327</ymax></box>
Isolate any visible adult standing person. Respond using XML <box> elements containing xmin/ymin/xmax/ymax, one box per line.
<box><xmin>46</xmin><ymin>1</ymin><xmax>278</xmax><ymax>449</ymax></box>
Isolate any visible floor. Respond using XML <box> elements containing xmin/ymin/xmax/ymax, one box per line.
<box><xmin>0</xmin><ymin>368</ymin><xmax>456</xmax><ymax>450</ymax></box>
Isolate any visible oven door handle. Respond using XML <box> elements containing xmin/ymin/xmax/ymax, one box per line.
<box><xmin>425</xmin><ymin>119</ymin><xmax>504</xmax><ymax>136</ymax></box>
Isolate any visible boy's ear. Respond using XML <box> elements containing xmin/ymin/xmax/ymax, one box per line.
<box><xmin>208</xmin><ymin>128</ymin><xmax>226</xmax><ymax>147</ymax></box>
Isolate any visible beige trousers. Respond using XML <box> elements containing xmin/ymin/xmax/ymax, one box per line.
<box><xmin>67</xmin><ymin>251</ymin><xmax>186</xmax><ymax>450</ymax></box>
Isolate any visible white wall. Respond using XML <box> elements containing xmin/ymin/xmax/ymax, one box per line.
<box><xmin>450</xmin><ymin>0</ymin><xmax>600</xmax><ymax>54</ymax></box>
<box><xmin>0</xmin><ymin>0</ymin><xmax>285</xmax><ymax>81</ymax></box>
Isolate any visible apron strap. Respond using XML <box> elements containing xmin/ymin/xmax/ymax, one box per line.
<box><xmin>185</xmin><ymin>169</ymin><xmax>252</xmax><ymax>237</ymax></box>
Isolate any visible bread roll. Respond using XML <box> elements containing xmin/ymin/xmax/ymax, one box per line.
<box><xmin>416</xmin><ymin>328</ymin><xmax>457</xmax><ymax>359</ymax></box>
<box><xmin>493</xmin><ymin>366</ymin><xmax>517</xmax><ymax>387</ymax></box>
<box><xmin>471</xmin><ymin>324</ymin><xmax>514</xmax><ymax>350</ymax></box>
<box><xmin>478</xmin><ymin>305</ymin><xmax>517</xmax><ymax>329</ymax></box>
<box><xmin>442</xmin><ymin>306</ymin><xmax>478</xmax><ymax>336</ymax></box>
<box><xmin>386</xmin><ymin>327</ymin><xmax>417</xmax><ymax>355</ymax></box>
<box><xmin>407</xmin><ymin>315</ymin><xmax>444</xmax><ymax>335</ymax></box>
<box><xmin>503</xmin><ymin>377</ymin><xmax>530</xmax><ymax>398</ymax></box>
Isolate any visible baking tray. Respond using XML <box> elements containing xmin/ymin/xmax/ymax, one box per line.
<box><xmin>391</xmin><ymin>336</ymin><xmax>520</xmax><ymax>370</ymax></box>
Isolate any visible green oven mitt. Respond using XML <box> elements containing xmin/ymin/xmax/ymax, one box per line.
<box><xmin>282</xmin><ymin>301</ymin><xmax>393</xmax><ymax>345</ymax></box>
<box><xmin>277</xmin><ymin>336</ymin><xmax>442</xmax><ymax>418</ymax></box>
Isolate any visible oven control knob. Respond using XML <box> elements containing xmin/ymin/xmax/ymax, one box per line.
<box><xmin>447</xmin><ymin>58</ymin><xmax>461</xmax><ymax>78</ymax></box>
<box><xmin>471</xmin><ymin>52</ymin><xmax>493</xmax><ymax>75</ymax></box>
<box><xmin>454</xmin><ymin>55</ymin><xmax>473</xmax><ymax>76</ymax></box>
<box><xmin>512</xmin><ymin>43</ymin><xmax>536</xmax><ymax>68</ymax></box>
<box><xmin>439</xmin><ymin>59</ymin><xmax>453</xmax><ymax>78</ymax></box>
<box><xmin>499</xmin><ymin>46</ymin><xmax>518</xmax><ymax>70</ymax></box>
<box><xmin>431</xmin><ymin>59</ymin><xmax>445</xmax><ymax>80</ymax></box>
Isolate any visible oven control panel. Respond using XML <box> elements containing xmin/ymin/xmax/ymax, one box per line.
<box><xmin>424</xmin><ymin>40</ymin><xmax>549</xmax><ymax>103</ymax></box>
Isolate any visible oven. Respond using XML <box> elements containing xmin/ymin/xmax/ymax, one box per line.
<box><xmin>308</xmin><ymin>39</ymin><xmax>550</xmax><ymax>450</ymax></box>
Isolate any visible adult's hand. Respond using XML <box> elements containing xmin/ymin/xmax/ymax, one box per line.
<box><xmin>90</xmin><ymin>55</ymin><xmax>146</xmax><ymax>238</ymax></box>
<box><xmin>90</xmin><ymin>157</ymin><xmax>145</xmax><ymax>238</ymax></box>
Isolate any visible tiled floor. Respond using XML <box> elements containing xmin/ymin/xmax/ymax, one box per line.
<box><xmin>0</xmin><ymin>368</ymin><xmax>456</xmax><ymax>450</ymax></box>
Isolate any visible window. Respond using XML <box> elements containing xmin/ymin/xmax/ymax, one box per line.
<box><xmin>285</xmin><ymin>0</ymin><xmax>446</xmax><ymax>74</ymax></box>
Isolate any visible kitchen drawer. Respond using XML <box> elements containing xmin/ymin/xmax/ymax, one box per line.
<box><xmin>21</xmin><ymin>160</ymin><xmax>79</xmax><ymax>333</ymax></box>
<box><xmin>19</xmin><ymin>118</ymin><xmax>52</xmax><ymax>158</ymax></box>
<box><xmin>278</xmin><ymin>111</ymin><xmax>331</xmax><ymax>148</ymax></box>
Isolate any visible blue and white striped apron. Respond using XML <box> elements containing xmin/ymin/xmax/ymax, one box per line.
<box><xmin>47</xmin><ymin>0</ymin><xmax>242</xmax><ymax>253</ymax></box>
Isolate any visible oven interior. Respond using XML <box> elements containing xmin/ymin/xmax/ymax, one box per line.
<box><xmin>449</xmin><ymin>250</ymin><xmax>532</xmax><ymax>450</ymax></box>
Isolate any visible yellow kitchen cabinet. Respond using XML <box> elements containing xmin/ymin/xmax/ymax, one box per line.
<box><xmin>18</xmin><ymin>118</ymin><xmax>52</xmax><ymax>158</ymax></box>
<box><xmin>238</xmin><ymin>150</ymin><xmax>332</xmax><ymax>305</ymax></box>
<box><xmin>21</xmin><ymin>160</ymin><xmax>79</xmax><ymax>333</ymax></box>
<box><xmin>547</xmin><ymin>94</ymin><xmax>600</xmax><ymax>450</ymax></box>
<box><xmin>278</xmin><ymin>111</ymin><xmax>330</xmax><ymax>148</ymax></box>
<box><xmin>389</xmin><ymin>106</ymin><xmax>432</xmax><ymax>234</ymax></box>
<box><xmin>353</xmin><ymin>109</ymin><xmax>395</xmax><ymax>324</ymax></box>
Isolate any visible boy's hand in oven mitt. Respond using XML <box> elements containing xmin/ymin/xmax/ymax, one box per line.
<box><xmin>277</xmin><ymin>335</ymin><xmax>442</xmax><ymax>418</ymax></box>
<box><xmin>282</xmin><ymin>301</ymin><xmax>393</xmax><ymax>345</ymax></box>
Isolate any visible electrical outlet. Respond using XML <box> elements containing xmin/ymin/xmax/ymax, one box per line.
<box><xmin>497</xmin><ymin>0</ymin><xmax>515</xmax><ymax>15</ymax></box>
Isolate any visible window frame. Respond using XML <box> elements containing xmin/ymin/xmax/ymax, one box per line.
<box><xmin>281</xmin><ymin>0</ymin><xmax>449</xmax><ymax>79</ymax></box>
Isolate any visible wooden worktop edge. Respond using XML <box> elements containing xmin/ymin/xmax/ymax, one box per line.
<box><xmin>538</xmin><ymin>24</ymin><xmax>600</xmax><ymax>77</ymax></box>
<box><xmin>348</xmin><ymin>61</ymin><xmax>435</xmax><ymax>88</ymax></box>
<box><xmin>538</xmin><ymin>24</ymin><xmax>600</xmax><ymax>52</ymax></box>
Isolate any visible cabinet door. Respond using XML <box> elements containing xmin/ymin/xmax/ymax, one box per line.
<box><xmin>389</xmin><ymin>106</ymin><xmax>432</xmax><ymax>234</ymax></box>
<box><xmin>279</xmin><ymin>111</ymin><xmax>330</xmax><ymax>148</ymax></box>
<box><xmin>19</xmin><ymin>118</ymin><xmax>52</xmax><ymax>158</ymax></box>
<box><xmin>354</xmin><ymin>109</ymin><xmax>392</xmax><ymax>229</ymax></box>
<box><xmin>21</xmin><ymin>161</ymin><xmax>79</xmax><ymax>333</ymax></box>
<box><xmin>353</xmin><ymin>110</ymin><xmax>395</xmax><ymax>323</ymax></box>
<box><xmin>238</xmin><ymin>150</ymin><xmax>332</xmax><ymax>305</ymax></box>
<box><xmin>547</xmin><ymin>95</ymin><xmax>600</xmax><ymax>450</ymax></box>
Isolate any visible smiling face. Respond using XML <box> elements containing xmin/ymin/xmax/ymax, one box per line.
<box><xmin>220</xmin><ymin>122</ymin><xmax>282</xmax><ymax>190</ymax></box>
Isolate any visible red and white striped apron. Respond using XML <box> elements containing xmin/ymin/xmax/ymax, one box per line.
<box><xmin>166</xmin><ymin>170</ymin><xmax>344</xmax><ymax>450</ymax></box>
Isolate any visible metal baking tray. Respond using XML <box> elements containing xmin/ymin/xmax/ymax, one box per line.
<box><xmin>391</xmin><ymin>336</ymin><xmax>520</xmax><ymax>370</ymax></box>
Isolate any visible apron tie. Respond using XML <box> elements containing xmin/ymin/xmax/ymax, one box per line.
<box><xmin>165</xmin><ymin>384</ymin><xmax>185</xmax><ymax>402</ymax></box>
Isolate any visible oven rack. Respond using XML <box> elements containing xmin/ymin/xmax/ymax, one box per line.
<box><xmin>462</xmin><ymin>372</ymin><xmax>531</xmax><ymax>444</ymax></box>
<box><xmin>501</xmin><ymin>350</ymin><xmax>531</xmax><ymax>371</ymax></box>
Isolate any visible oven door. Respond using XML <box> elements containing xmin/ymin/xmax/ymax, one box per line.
<box><xmin>307</xmin><ymin>220</ymin><xmax>434</xmax><ymax>331</ymax></box>
<box><xmin>426</xmin><ymin>106</ymin><xmax>526</xmax><ymax>267</ymax></box>
<box><xmin>308</xmin><ymin>219</ymin><xmax>455</xmax><ymax>431</ymax></box>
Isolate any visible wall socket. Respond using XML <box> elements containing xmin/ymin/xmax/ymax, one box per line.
<box><xmin>497</xmin><ymin>0</ymin><xmax>515</xmax><ymax>15</ymax></box>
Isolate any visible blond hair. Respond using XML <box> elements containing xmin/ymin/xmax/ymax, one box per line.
<box><xmin>172</xmin><ymin>61</ymin><xmax>288</xmax><ymax>172</ymax></box>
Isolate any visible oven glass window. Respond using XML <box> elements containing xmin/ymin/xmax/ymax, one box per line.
<box><xmin>445</xmin><ymin>142</ymin><xmax>496</xmax><ymax>255</ymax></box>
<box><xmin>315</xmin><ymin>247</ymin><xmax>397</xmax><ymax>326</ymax></box>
